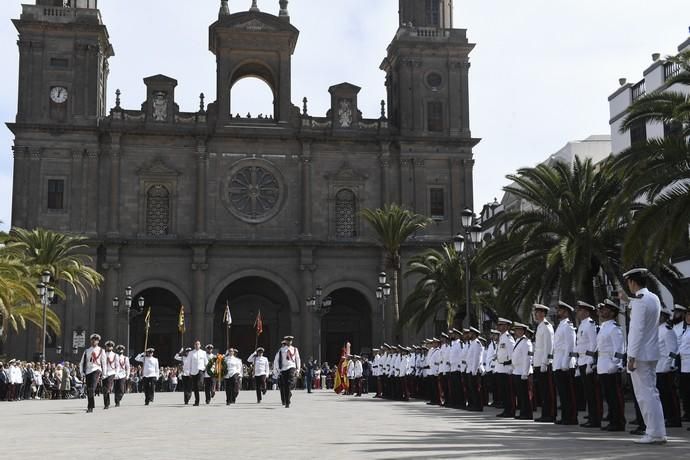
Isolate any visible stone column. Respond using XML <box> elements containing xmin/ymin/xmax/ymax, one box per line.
<box><xmin>379</xmin><ymin>142</ymin><xmax>390</xmax><ymax>206</ymax></box>
<box><xmin>449</xmin><ymin>61</ymin><xmax>462</xmax><ymax>136</ymax></box>
<box><xmin>450</xmin><ymin>158</ymin><xmax>462</xmax><ymax>230</ymax></box>
<box><xmin>463</xmin><ymin>158</ymin><xmax>475</xmax><ymax>208</ymax></box>
<box><xmin>191</xmin><ymin>245</ymin><xmax>209</xmax><ymax>341</ymax></box>
<box><xmin>195</xmin><ymin>137</ymin><xmax>208</xmax><ymax>237</ymax></box>
<box><xmin>107</xmin><ymin>134</ymin><xmax>121</xmax><ymax>237</ymax></box>
<box><xmin>70</xmin><ymin>150</ymin><xmax>83</xmax><ymax>231</ymax></box>
<box><xmin>28</xmin><ymin>148</ymin><xmax>42</xmax><ymax>229</ymax></box>
<box><xmin>103</xmin><ymin>244</ymin><xmax>121</xmax><ymax>339</ymax></box>
<box><xmin>11</xmin><ymin>146</ymin><xmax>28</xmax><ymax>228</ymax></box>
<box><xmin>85</xmin><ymin>150</ymin><xmax>99</xmax><ymax>236</ymax></box>
<box><xmin>299</xmin><ymin>248</ymin><xmax>314</xmax><ymax>357</ymax></box>
<box><xmin>413</xmin><ymin>159</ymin><xmax>426</xmax><ymax>214</ymax></box>
<box><xmin>300</xmin><ymin>141</ymin><xmax>313</xmax><ymax>237</ymax></box>
<box><xmin>459</xmin><ymin>62</ymin><xmax>471</xmax><ymax>135</ymax></box>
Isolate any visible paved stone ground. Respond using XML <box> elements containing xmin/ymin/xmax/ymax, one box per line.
<box><xmin>2</xmin><ymin>390</ymin><xmax>689</xmax><ymax>459</ymax></box>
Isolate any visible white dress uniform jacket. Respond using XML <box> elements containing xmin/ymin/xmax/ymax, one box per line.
<box><xmin>347</xmin><ymin>360</ymin><xmax>355</xmax><ymax>379</ymax></box>
<box><xmin>224</xmin><ymin>355</ymin><xmax>243</xmax><ymax>378</ymax></box>
<box><xmin>427</xmin><ymin>347</ymin><xmax>439</xmax><ymax>376</ymax></box>
<box><xmin>135</xmin><ymin>353</ymin><xmax>160</xmax><ymax>378</ymax></box>
<box><xmin>274</xmin><ymin>345</ymin><xmax>301</xmax><ymax>372</ymax></box>
<box><xmin>459</xmin><ymin>342</ymin><xmax>468</xmax><ymax>373</ymax></box>
<box><xmin>104</xmin><ymin>351</ymin><xmax>119</xmax><ymax>378</ymax></box>
<box><xmin>186</xmin><ymin>349</ymin><xmax>208</xmax><ymax>376</ymax></box>
<box><xmin>495</xmin><ymin>332</ymin><xmax>515</xmax><ymax>374</ymax></box>
<box><xmin>553</xmin><ymin>319</ymin><xmax>576</xmax><ymax>371</ymax></box>
<box><xmin>174</xmin><ymin>352</ymin><xmax>192</xmax><ymax>376</ymax></box>
<box><xmin>9</xmin><ymin>364</ymin><xmax>22</xmax><ymax>384</ymax></box>
<box><xmin>673</xmin><ymin>322</ymin><xmax>687</xmax><ymax>344</ymax></box>
<box><xmin>354</xmin><ymin>360</ymin><xmax>364</xmax><ymax>379</ymax></box>
<box><xmin>656</xmin><ymin>324</ymin><xmax>679</xmax><ymax>373</ymax></box>
<box><xmin>467</xmin><ymin>339</ymin><xmax>484</xmax><ymax>375</ymax></box>
<box><xmin>575</xmin><ymin>318</ymin><xmax>598</xmax><ymax>373</ymax></box>
<box><xmin>371</xmin><ymin>354</ymin><xmax>380</xmax><ymax>377</ymax></box>
<box><xmin>247</xmin><ymin>353</ymin><xmax>270</xmax><ymax>377</ymax></box>
<box><xmin>449</xmin><ymin>339</ymin><xmax>462</xmax><ymax>372</ymax></box>
<box><xmin>511</xmin><ymin>336</ymin><xmax>533</xmax><ymax>378</ymax></box>
<box><xmin>81</xmin><ymin>346</ymin><xmax>107</xmax><ymax>376</ymax></box>
<box><xmin>627</xmin><ymin>288</ymin><xmax>661</xmax><ymax>362</ymax></box>
<box><xmin>440</xmin><ymin>344</ymin><xmax>451</xmax><ymax>374</ymax></box>
<box><xmin>116</xmin><ymin>354</ymin><xmax>130</xmax><ymax>380</ymax></box>
<box><xmin>485</xmin><ymin>340</ymin><xmax>498</xmax><ymax>373</ymax></box>
<box><xmin>534</xmin><ymin>320</ymin><xmax>554</xmax><ymax>372</ymax></box>
<box><xmin>596</xmin><ymin>320</ymin><xmax>625</xmax><ymax>375</ymax></box>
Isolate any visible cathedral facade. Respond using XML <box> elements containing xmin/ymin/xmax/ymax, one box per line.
<box><xmin>7</xmin><ymin>0</ymin><xmax>477</xmax><ymax>364</ymax></box>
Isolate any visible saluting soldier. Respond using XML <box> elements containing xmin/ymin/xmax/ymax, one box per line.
<box><xmin>656</xmin><ymin>305</ymin><xmax>681</xmax><ymax>427</ymax></box>
<box><xmin>174</xmin><ymin>347</ymin><xmax>193</xmax><ymax>404</ymax></box>
<box><xmin>80</xmin><ymin>333</ymin><xmax>106</xmax><ymax>413</ymax></box>
<box><xmin>224</xmin><ymin>348</ymin><xmax>242</xmax><ymax>405</ymax></box>
<box><xmin>596</xmin><ymin>299</ymin><xmax>626</xmax><ymax>431</ymax></box>
<box><xmin>533</xmin><ymin>304</ymin><xmax>555</xmax><ymax>423</ymax></box>
<box><xmin>114</xmin><ymin>345</ymin><xmax>130</xmax><ymax>407</ymax></box>
<box><xmin>511</xmin><ymin>322</ymin><xmax>533</xmax><ymax>420</ymax></box>
<box><xmin>576</xmin><ymin>301</ymin><xmax>602</xmax><ymax>428</ymax></box>
<box><xmin>135</xmin><ymin>348</ymin><xmax>160</xmax><ymax>406</ymax></box>
<box><xmin>102</xmin><ymin>340</ymin><xmax>119</xmax><ymax>410</ymax></box>
<box><xmin>495</xmin><ymin>318</ymin><xmax>516</xmax><ymax>417</ymax></box>
<box><xmin>187</xmin><ymin>341</ymin><xmax>209</xmax><ymax>406</ymax></box>
<box><xmin>274</xmin><ymin>336</ymin><xmax>301</xmax><ymax>408</ymax></box>
<box><xmin>247</xmin><ymin>347</ymin><xmax>270</xmax><ymax>403</ymax></box>
<box><xmin>624</xmin><ymin>268</ymin><xmax>667</xmax><ymax>444</ymax></box>
<box><xmin>553</xmin><ymin>301</ymin><xmax>578</xmax><ymax>425</ymax></box>
<box><xmin>203</xmin><ymin>344</ymin><xmax>216</xmax><ymax>404</ymax></box>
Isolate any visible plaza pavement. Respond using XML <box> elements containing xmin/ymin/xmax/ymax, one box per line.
<box><xmin>2</xmin><ymin>390</ymin><xmax>689</xmax><ymax>460</ymax></box>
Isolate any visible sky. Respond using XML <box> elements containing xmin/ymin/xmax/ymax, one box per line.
<box><xmin>0</xmin><ymin>0</ymin><xmax>688</xmax><ymax>231</ymax></box>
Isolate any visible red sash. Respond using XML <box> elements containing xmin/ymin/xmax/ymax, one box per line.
<box><xmin>107</xmin><ymin>353</ymin><xmax>117</xmax><ymax>369</ymax></box>
<box><xmin>90</xmin><ymin>348</ymin><xmax>103</xmax><ymax>364</ymax></box>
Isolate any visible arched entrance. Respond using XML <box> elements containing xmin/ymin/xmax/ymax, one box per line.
<box><xmin>321</xmin><ymin>288</ymin><xmax>372</xmax><ymax>366</ymax></box>
<box><xmin>213</xmin><ymin>277</ymin><xmax>291</xmax><ymax>359</ymax></box>
<box><xmin>130</xmin><ymin>288</ymin><xmax>182</xmax><ymax>365</ymax></box>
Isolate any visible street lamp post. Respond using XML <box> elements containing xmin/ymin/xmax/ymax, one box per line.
<box><xmin>454</xmin><ymin>209</ymin><xmax>483</xmax><ymax>329</ymax></box>
<box><xmin>376</xmin><ymin>272</ymin><xmax>391</xmax><ymax>343</ymax></box>
<box><xmin>35</xmin><ymin>270</ymin><xmax>55</xmax><ymax>362</ymax></box>
<box><xmin>308</xmin><ymin>286</ymin><xmax>333</xmax><ymax>363</ymax></box>
<box><xmin>113</xmin><ymin>287</ymin><xmax>144</xmax><ymax>356</ymax></box>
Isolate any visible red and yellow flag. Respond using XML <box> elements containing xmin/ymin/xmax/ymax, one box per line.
<box><xmin>254</xmin><ymin>310</ymin><xmax>263</xmax><ymax>336</ymax></box>
<box><xmin>178</xmin><ymin>305</ymin><xmax>185</xmax><ymax>333</ymax></box>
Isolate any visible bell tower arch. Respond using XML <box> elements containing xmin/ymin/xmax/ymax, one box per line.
<box><xmin>209</xmin><ymin>1</ymin><xmax>299</xmax><ymax>125</ymax></box>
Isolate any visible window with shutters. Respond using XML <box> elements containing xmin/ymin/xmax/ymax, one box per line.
<box><xmin>335</xmin><ymin>189</ymin><xmax>357</xmax><ymax>239</ymax></box>
<box><xmin>425</xmin><ymin>0</ymin><xmax>441</xmax><ymax>27</ymax></box>
<box><xmin>427</xmin><ymin>101</ymin><xmax>443</xmax><ymax>132</ymax></box>
<box><xmin>146</xmin><ymin>184</ymin><xmax>170</xmax><ymax>237</ymax></box>
<box><xmin>47</xmin><ymin>179</ymin><xmax>64</xmax><ymax>210</ymax></box>
<box><xmin>429</xmin><ymin>187</ymin><xmax>445</xmax><ymax>220</ymax></box>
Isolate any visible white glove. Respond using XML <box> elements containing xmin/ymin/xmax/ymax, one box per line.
<box><xmin>521</xmin><ymin>375</ymin><xmax>528</xmax><ymax>381</ymax></box>
<box><xmin>540</xmin><ymin>364</ymin><xmax>547</xmax><ymax>373</ymax></box>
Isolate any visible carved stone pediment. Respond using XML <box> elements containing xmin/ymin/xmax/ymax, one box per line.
<box><xmin>137</xmin><ymin>159</ymin><xmax>180</xmax><ymax>177</ymax></box>
<box><xmin>235</xmin><ymin>19</ymin><xmax>277</xmax><ymax>32</ymax></box>
<box><xmin>325</xmin><ymin>162</ymin><xmax>368</xmax><ymax>182</ymax></box>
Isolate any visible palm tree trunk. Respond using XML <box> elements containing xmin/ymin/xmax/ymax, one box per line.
<box><xmin>392</xmin><ymin>267</ymin><xmax>400</xmax><ymax>342</ymax></box>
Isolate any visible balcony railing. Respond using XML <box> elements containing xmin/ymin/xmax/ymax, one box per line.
<box><xmin>664</xmin><ymin>61</ymin><xmax>682</xmax><ymax>81</ymax></box>
<box><xmin>631</xmin><ymin>80</ymin><xmax>646</xmax><ymax>101</ymax></box>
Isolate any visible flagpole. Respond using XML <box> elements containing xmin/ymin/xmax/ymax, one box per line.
<box><xmin>144</xmin><ymin>307</ymin><xmax>151</xmax><ymax>351</ymax></box>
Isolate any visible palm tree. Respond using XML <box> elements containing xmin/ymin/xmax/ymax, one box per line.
<box><xmin>361</xmin><ymin>204</ymin><xmax>431</xmax><ymax>337</ymax></box>
<box><xmin>613</xmin><ymin>50</ymin><xmax>690</xmax><ymax>263</ymax></box>
<box><xmin>479</xmin><ymin>156</ymin><xmax>632</xmax><ymax>315</ymax></box>
<box><xmin>5</xmin><ymin>227</ymin><xmax>104</xmax><ymax>302</ymax></box>
<box><xmin>401</xmin><ymin>244</ymin><xmax>491</xmax><ymax>332</ymax></box>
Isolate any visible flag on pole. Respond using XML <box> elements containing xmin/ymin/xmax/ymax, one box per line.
<box><xmin>223</xmin><ymin>301</ymin><xmax>232</xmax><ymax>325</ymax></box>
<box><xmin>254</xmin><ymin>310</ymin><xmax>263</xmax><ymax>336</ymax></box>
<box><xmin>178</xmin><ymin>305</ymin><xmax>185</xmax><ymax>333</ymax></box>
<box><xmin>144</xmin><ymin>307</ymin><xmax>151</xmax><ymax>330</ymax></box>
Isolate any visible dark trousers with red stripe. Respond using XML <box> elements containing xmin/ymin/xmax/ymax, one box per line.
<box><xmin>468</xmin><ymin>373</ymin><xmax>483</xmax><ymax>411</ymax></box>
<box><xmin>600</xmin><ymin>372</ymin><xmax>626</xmax><ymax>428</ymax></box>
<box><xmin>656</xmin><ymin>372</ymin><xmax>681</xmax><ymax>425</ymax></box>
<box><xmin>680</xmin><ymin>372</ymin><xmax>690</xmax><ymax>418</ymax></box>
<box><xmin>498</xmin><ymin>372</ymin><xmax>515</xmax><ymax>416</ymax></box>
<box><xmin>534</xmin><ymin>367</ymin><xmax>556</xmax><ymax>419</ymax></box>
<box><xmin>436</xmin><ymin>375</ymin><xmax>446</xmax><ymax>405</ymax></box>
<box><xmin>579</xmin><ymin>366</ymin><xmax>602</xmax><ymax>425</ymax></box>
<box><xmin>514</xmin><ymin>375</ymin><xmax>533</xmax><ymax>419</ymax></box>
<box><xmin>554</xmin><ymin>369</ymin><xmax>578</xmax><ymax>423</ymax></box>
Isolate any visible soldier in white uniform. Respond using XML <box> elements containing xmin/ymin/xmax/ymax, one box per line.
<box><xmin>174</xmin><ymin>347</ymin><xmax>192</xmax><ymax>404</ymax></box>
<box><xmin>672</xmin><ymin>304</ymin><xmax>687</xmax><ymax>343</ymax></box>
<box><xmin>596</xmin><ymin>299</ymin><xmax>627</xmax><ymax>431</ymax></box>
<box><xmin>135</xmin><ymin>347</ymin><xmax>160</xmax><ymax>406</ymax></box>
<box><xmin>80</xmin><ymin>333</ymin><xmax>106</xmax><ymax>413</ymax></box>
<box><xmin>114</xmin><ymin>344</ymin><xmax>130</xmax><ymax>407</ymax></box>
<box><xmin>354</xmin><ymin>355</ymin><xmax>364</xmax><ymax>397</ymax></box>
<box><xmin>575</xmin><ymin>301</ymin><xmax>602</xmax><ymax>428</ymax></box>
<box><xmin>448</xmin><ymin>329</ymin><xmax>462</xmax><ymax>408</ymax></box>
<box><xmin>247</xmin><ymin>347</ymin><xmax>270</xmax><ymax>403</ymax></box>
<box><xmin>533</xmin><ymin>304</ymin><xmax>555</xmax><ymax>422</ymax></box>
<box><xmin>203</xmin><ymin>344</ymin><xmax>216</xmax><ymax>404</ymax></box>
<box><xmin>511</xmin><ymin>322</ymin><xmax>533</xmax><ymax>420</ymax></box>
<box><xmin>274</xmin><ymin>335</ymin><xmax>301</xmax><ymax>408</ymax></box>
<box><xmin>186</xmin><ymin>341</ymin><xmax>209</xmax><ymax>406</ymax></box>
<box><xmin>223</xmin><ymin>348</ymin><xmax>243</xmax><ymax>405</ymax></box>
<box><xmin>553</xmin><ymin>301</ymin><xmax>578</xmax><ymax>425</ymax></box>
<box><xmin>656</xmin><ymin>305</ymin><xmax>681</xmax><ymax>427</ymax></box>
<box><xmin>426</xmin><ymin>338</ymin><xmax>441</xmax><ymax>405</ymax></box>
<box><xmin>485</xmin><ymin>330</ymin><xmax>499</xmax><ymax>407</ymax></box>
<box><xmin>624</xmin><ymin>268</ymin><xmax>667</xmax><ymax>444</ymax></box>
<box><xmin>466</xmin><ymin>327</ymin><xmax>484</xmax><ymax>411</ymax></box>
<box><xmin>495</xmin><ymin>318</ymin><xmax>516</xmax><ymax>417</ymax></box>
<box><xmin>102</xmin><ymin>340</ymin><xmax>119</xmax><ymax>410</ymax></box>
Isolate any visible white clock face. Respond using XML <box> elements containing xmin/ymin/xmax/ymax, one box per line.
<box><xmin>50</xmin><ymin>86</ymin><xmax>68</xmax><ymax>104</ymax></box>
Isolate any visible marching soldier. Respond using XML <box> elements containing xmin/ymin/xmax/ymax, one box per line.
<box><xmin>596</xmin><ymin>299</ymin><xmax>627</xmax><ymax>431</ymax></box>
<box><xmin>657</xmin><ymin>305</ymin><xmax>681</xmax><ymax>427</ymax></box>
<box><xmin>174</xmin><ymin>347</ymin><xmax>193</xmax><ymax>404</ymax></box>
<box><xmin>223</xmin><ymin>348</ymin><xmax>243</xmax><ymax>405</ymax></box>
<box><xmin>575</xmin><ymin>301</ymin><xmax>602</xmax><ymax>428</ymax></box>
<box><xmin>553</xmin><ymin>301</ymin><xmax>578</xmax><ymax>425</ymax></box>
<box><xmin>495</xmin><ymin>318</ymin><xmax>516</xmax><ymax>417</ymax></box>
<box><xmin>533</xmin><ymin>304</ymin><xmax>555</xmax><ymax>422</ymax></box>
<box><xmin>203</xmin><ymin>344</ymin><xmax>216</xmax><ymax>404</ymax></box>
<box><xmin>114</xmin><ymin>345</ymin><xmax>130</xmax><ymax>407</ymax></box>
<box><xmin>187</xmin><ymin>341</ymin><xmax>209</xmax><ymax>406</ymax></box>
<box><xmin>80</xmin><ymin>333</ymin><xmax>106</xmax><ymax>413</ymax></box>
<box><xmin>511</xmin><ymin>322</ymin><xmax>533</xmax><ymax>420</ymax></box>
<box><xmin>247</xmin><ymin>347</ymin><xmax>269</xmax><ymax>403</ymax></box>
<box><xmin>274</xmin><ymin>336</ymin><xmax>301</xmax><ymax>408</ymax></box>
<box><xmin>624</xmin><ymin>268</ymin><xmax>667</xmax><ymax>444</ymax></box>
<box><xmin>102</xmin><ymin>340</ymin><xmax>118</xmax><ymax>410</ymax></box>
<box><xmin>135</xmin><ymin>347</ymin><xmax>160</xmax><ymax>406</ymax></box>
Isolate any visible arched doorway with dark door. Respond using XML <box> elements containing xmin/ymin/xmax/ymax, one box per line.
<box><xmin>321</xmin><ymin>288</ymin><xmax>372</xmax><ymax>367</ymax></box>
<box><xmin>212</xmin><ymin>277</ymin><xmax>291</xmax><ymax>360</ymax></box>
<box><xmin>130</xmin><ymin>287</ymin><xmax>183</xmax><ymax>366</ymax></box>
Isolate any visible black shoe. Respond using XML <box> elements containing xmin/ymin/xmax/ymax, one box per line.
<box><xmin>86</xmin><ymin>408</ymin><xmax>93</xmax><ymax>413</ymax></box>
<box><xmin>193</xmin><ymin>402</ymin><xmax>199</xmax><ymax>406</ymax></box>
<box><xmin>226</xmin><ymin>402</ymin><xmax>230</xmax><ymax>405</ymax></box>
<box><xmin>580</xmin><ymin>422</ymin><xmax>601</xmax><ymax>428</ymax></box>
<box><xmin>497</xmin><ymin>413</ymin><xmax>515</xmax><ymax>418</ymax></box>
<box><xmin>145</xmin><ymin>401</ymin><xmax>149</xmax><ymax>406</ymax></box>
<box><xmin>115</xmin><ymin>403</ymin><xmax>120</xmax><ymax>408</ymax></box>
<box><xmin>516</xmin><ymin>415</ymin><xmax>533</xmax><ymax>420</ymax></box>
<box><xmin>534</xmin><ymin>417</ymin><xmax>555</xmax><ymax>423</ymax></box>
<box><xmin>104</xmin><ymin>406</ymin><xmax>109</xmax><ymax>410</ymax></box>
<box><xmin>601</xmin><ymin>425</ymin><xmax>625</xmax><ymax>432</ymax></box>
<box><xmin>285</xmin><ymin>403</ymin><xmax>290</xmax><ymax>408</ymax></box>
<box><xmin>629</xmin><ymin>427</ymin><xmax>646</xmax><ymax>435</ymax></box>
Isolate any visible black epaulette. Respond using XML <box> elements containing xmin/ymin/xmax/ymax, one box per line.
<box><xmin>545</xmin><ymin>320</ymin><xmax>551</xmax><ymax>325</ymax></box>
<box><xmin>634</xmin><ymin>293</ymin><xmax>644</xmax><ymax>299</ymax></box>
<box><xmin>588</xmin><ymin>318</ymin><xmax>594</xmax><ymax>323</ymax></box>
<box><xmin>596</xmin><ymin>326</ymin><xmax>600</xmax><ymax>333</ymax></box>
<box><xmin>614</xmin><ymin>322</ymin><xmax>620</xmax><ymax>327</ymax></box>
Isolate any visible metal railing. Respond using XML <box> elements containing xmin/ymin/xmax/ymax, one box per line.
<box><xmin>664</xmin><ymin>62</ymin><xmax>682</xmax><ymax>81</ymax></box>
<box><xmin>631</xmin><ymin>80</ymin><xmax>646</xmax><ymax>101</ymax></box>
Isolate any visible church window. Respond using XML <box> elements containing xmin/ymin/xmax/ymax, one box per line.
<box><xmin>629</xmin><ymin>119</ymin><xmax>647</xmax><ymax>145</ymax></box>
<box><xmin>146</xmin><ymin>184</ymin><xmax>170</xmax><ymax>236</ymax></box>
<box><xmin>47</xmin><ymin>179</ymin><xmax>64</xmax><ymax>210</ymax></box>
<box><xmin>425</xmin><ymin>0</ymin><xmax>441</xmax><ymax>27</ymax></box>
<box><xmin>427</xmin><ymin>101</ymin><xmax>443</xmax><ymax>132</ymax></box>
<box><xmin>429</xmin><ymin>188</ymin><xmax>445</xmax><ymax>219</ymax></box>
<box><xmin>335</xmin><ymin>189</ymin><xmax>357</xmax><ymax>239</ymax></box>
